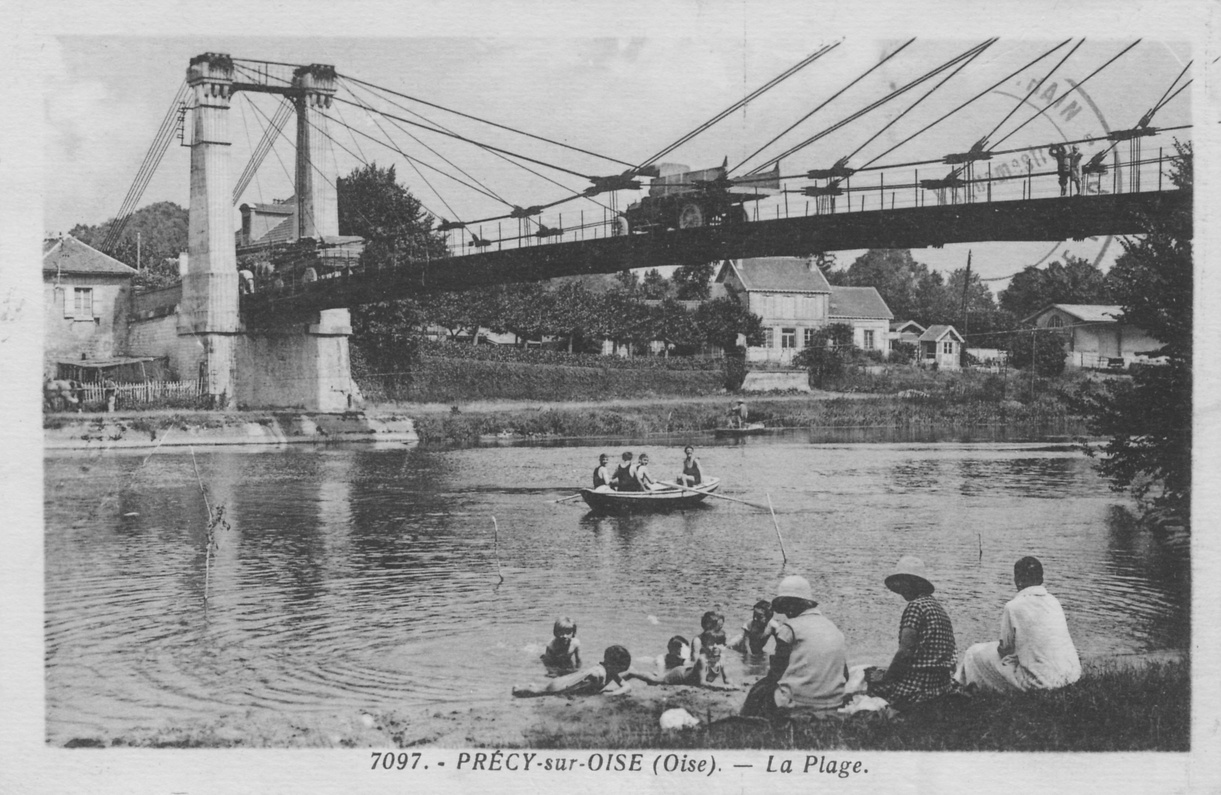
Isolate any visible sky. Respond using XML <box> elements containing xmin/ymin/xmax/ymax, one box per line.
<box><xmin>41</xmin><ymin>33</ymin><xmax>1193</xmax><ymax>290</ymax></box>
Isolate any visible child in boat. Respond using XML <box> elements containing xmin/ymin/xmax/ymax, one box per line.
<box><xmin>592</xmin><ymin>454</ymin><xmax>613</xmax><ymax>491</ymax></box>
<box><xmin>634</xmin><ymin>453</ymin><xmax>659</xmax><ymax>491</ymax></box>
<box><xmin>676</xmin><ymin>446</ymin><xmax>703</xmax><ymax>487</ymax></box>
<box><xmin>692</xmin><ymin>611</ymin><xmax>731</xmax><ymax>685</ymax></box>
<box><xmin>540</xmin><ymin>616</ymin><xmax>581</xmax><ymax>669</ymax></box>
<box><xmin>729</xmin><ymin>600</ymin><xmax>779</xmax><ymax>654</ymax></box>
<box><xmin>612</xmin><ymin>452</ymin><xmax>639</xmax><ymax>492</ymax></box>
<box><xmin>512</xmin><ymin>645</ymin><xmax>633</xmax><ymax>697</ymax></box>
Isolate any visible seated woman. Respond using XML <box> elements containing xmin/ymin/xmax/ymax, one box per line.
<box><xmin>868</xmin><ymin>556</ymin><xmax>963</xmax><ymax>710</ymax></box>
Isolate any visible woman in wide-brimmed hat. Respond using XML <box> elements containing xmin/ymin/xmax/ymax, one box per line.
<box><xmin>869</xmin><ymin>555</ymin><xmax>962</xmax><ymax>709</ymax></box>
<box><xmin>740</xmin><ymin>574</ymin><xmax>848</xmax><ymax>719</ymax></box>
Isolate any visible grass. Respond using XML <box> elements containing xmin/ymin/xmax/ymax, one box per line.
<box><xmin>518</xmin><ymin>660</ymin><xmax>1189</xmax><ymax>752</ymax></box>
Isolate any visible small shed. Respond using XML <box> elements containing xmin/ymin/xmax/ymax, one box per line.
<box><xmin>918</xmin><ymin>325</ymin><xmax>965</xmax><ymax>370</ymax></box>
<box><xmin>56</xmin><ymin>356</ymin><xmax>166</xmax><ymax>384</ymax></box>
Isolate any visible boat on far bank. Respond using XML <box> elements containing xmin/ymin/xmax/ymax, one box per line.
<box><xmin>580</xmin><ymin>477</ymin><xmax>721</xmax><ymax>513</ymax></box>
<box><xmin>714</xmin><ymin>422</ymin><xmax>766</xmax><ymax>437</ymax></box>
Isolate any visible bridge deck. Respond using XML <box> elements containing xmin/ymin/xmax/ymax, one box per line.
<box><xmin>241</xmin><ymin>189</ymin><xmax>1189</xmax><ymax>321</ymax></box>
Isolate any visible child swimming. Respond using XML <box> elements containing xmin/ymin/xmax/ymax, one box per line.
<box><xmin>624</xmin><ymin>635</ymin><xmax>737</xmax><ymax>690</ymax></box>
<box><xmin>729</xmin><ymin>600</ymin><xmax>779</xmax><ymax>654</ymax></box>
<box><xmin>512</xmin><ymin>645</ymin><xmax>633</xmax><ymax>698</ymax></box>
<box><xmin>540</xmin><ymin>616</ymin><xmax>581</xmax><ymax>669</ymax></box>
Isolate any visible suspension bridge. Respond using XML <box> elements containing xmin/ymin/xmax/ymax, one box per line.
<box><xmin>103</xmin><ymin>40</ymin><xmax>1192</xmax><ymax>409</ymax></box>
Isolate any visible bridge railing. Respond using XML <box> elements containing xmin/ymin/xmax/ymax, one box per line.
<box><xmin>434</xmin><ymin>131</ymin><xmax>1188</xmax><ymax>257</ymax></box>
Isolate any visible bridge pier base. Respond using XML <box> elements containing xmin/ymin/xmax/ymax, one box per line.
<box><xmin>235</xmin><ymin>309</ymin><xmax>359</xmax><ymax>412</ymax></box>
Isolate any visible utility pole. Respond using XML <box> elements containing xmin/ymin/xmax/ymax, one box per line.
<box><xmin>137</xmin><ymin>232</ymin><xmax>142</xmax><ymax>273</ymax></box>
<box><xmin>960</xmin><ymin>249</ymin><xmax>971</xmax><ymax>368</ymax></box>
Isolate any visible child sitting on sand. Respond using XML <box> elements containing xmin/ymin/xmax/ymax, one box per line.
<box><xmin>729</xmin><ymin>600</ymin><xmax>779</xmax><ymax>655</ymax></box>
<box><xmin>625</xmin><ymin>636</ymin><xmax>737</xmax><ymax>690</ymax></box>
<box><xmin>540</xmin><ymin>616</ymin><xmax>582</xmax><ymax>669</ymax></box>
<box><xmin>692</xmin><ymin>611</ymin><xmax>731</xmax><ymax>686</ymax></box>
<box><xmin>513</xmin><ymin>645</ymin><xmax>633</xmax><ymax>698</ymax></box>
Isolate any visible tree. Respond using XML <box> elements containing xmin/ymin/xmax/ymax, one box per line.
<box><xmin>640</xmin><ymin>268</ymin><xmax>670</xmax><ymax>300</ymax></box>
<box><xmin>1006</xmin><ymin>329</ymin><xmax>1066</xmax><ymax>376</ymax></box>
<box><xmin>648</xmin><ymin>299</ymin><xmax>700</xmax><ymax>356</ymax></box>
<box><xmin>838</xmin><ymin>249</ymin><xmax>931</xmax><ymax>322</ymax></box>
<box><xmin>546</xmin><ymin>282</ymin><xmax>604</xmax><ymax>352</ymax></box>
<box><xmin>672</xmin><ymin>262</ymin><xmax>715</xmax><ymax>300</ymax></box>
<box><xmin>69</xmin><ymin>201</ymin><xmax>188</xmax><ymax>289</ymax></box>
<box><xmin>1077</xmin><ymin>142</ymin><xmax>1191</xmax><ymax>525</ymax></box>
<box><xmin>694</xmin><ymin>296</ymin><xmax>765</xmax><ymax>350</ymax></box>
<box><xmin>793</xmin><ymin>323</ymin><xmax>856</xmax><ymax>385</ymax></box>
<box><xmin>998</xmin><ymin>255</ymin><xmax>1111</xmax><ymax>320</ymax></box>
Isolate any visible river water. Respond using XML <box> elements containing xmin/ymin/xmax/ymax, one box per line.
<box><xmin>44</xmin><ymin>432</ymin><xmax>1189</xmax><ymax>743</ymax></box>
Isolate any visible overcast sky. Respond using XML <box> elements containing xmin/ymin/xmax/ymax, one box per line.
<box><xmin>40</xmin><ymin>23</ymin><xmax>1195</xmax><ymax>288</ymax></box>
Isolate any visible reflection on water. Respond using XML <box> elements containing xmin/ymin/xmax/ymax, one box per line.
<box><xmin>44</xmin><ymin>437</ymin><xmax>1187</xmax><ymax>742</ymax></box>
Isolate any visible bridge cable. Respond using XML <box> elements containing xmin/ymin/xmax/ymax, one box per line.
<box><xmin>335</xmin><ymin>81</ymin><xmax>479</xmax><ymax>222</ymax></box>
<box><xmin>235</xmin><ymin>95</ymin><xmax>266</xmax><ymax>205</ymax></box>
<box><xmin>330</xmin><ymin>94</ymin><xmax>595</xmax><ymax>179</ymax></box>
<box><xmin>341</xmin><ymin>77</ymin><xmax>618</xmax><ymax>222</ymax></box>
<box><xmin>1146</xmin><ymin>60</ymin><xmax>1193</xmax><ymax>120</ymax></box>
<box><xmin>333</xmin><ymin>70</ymin><xmax>636</xmax><ymax>168</ymax></box>
<box><xmin>731</xmin><ymin>39</ymin><xmax>914</xmax><ymax>175</ymax></box>
<box><xmin>105</xmin><ymin>81</ymin><xmax>186</xmax><ymax>247</ymax></box>
<box><xmin>233</xmin><ymin>96</ymin><xmax>295</xmax><ymax>204</ymax></box>
<box><xmin>749</xmin><ymin>39</ymin><xmax>997</xmax><ymax>175</ymax></box>
<box><xmin>638</xmin><ymin>41</ymin><xmax>841</xmax><ymax>169</ymax></box>
<box><xmin>989</xmin><ymin>40</ymin><xmax>1141</xmax><ymax>150</ymax></box>
<box><xmin>977</xmin><ymin>39</ymin><xmax>1082</xmax><ymax>150</ymax></box>
<box><xmin>104</xmin><ymin>81</ymin><xmax>189</xmax><ymax>252</ymax></box>
<box><xmin>844</xmin><ymin>39</ymin><xmax>997</xmax><ymax>165</ymax></box>
<box><xmin>860</xmin><ymin>39</ymin><xmax>1075</xmax><ymax>169</ymax></box>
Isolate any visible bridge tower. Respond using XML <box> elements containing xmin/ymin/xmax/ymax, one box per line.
<box><xmin>179</xmin><ymin>53</ymin><xmax>356</xmax><ymax>411</ymax></box>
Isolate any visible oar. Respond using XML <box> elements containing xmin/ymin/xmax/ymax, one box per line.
<box><xmin>767</xmin><ymin>492</ymin><xmax>789</xmax><ymax>563</ymax></box>
<box><xmin>552</xmin><ymin>493</ymin><xmax>584</xmax><ymax>504</ymax></box>
<box><xmin>656</xmin><ymin>481</ymin><xmax>771</xmax><ymax>511</ymax></box>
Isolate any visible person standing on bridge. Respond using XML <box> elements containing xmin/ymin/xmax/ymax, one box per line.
<box><xmin>1068</xmin><ymin>146</ymin><xmax>1083</xmax><ymax>196</ymax></box>
<box><xmin>1048</xmin><ymin>144</ymin><xmax>1070</xmax><ymax>196</ymax></box>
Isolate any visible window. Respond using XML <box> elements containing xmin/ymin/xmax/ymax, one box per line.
<box><xmin>1048</xmin><ymin>315</ymin><xmax>1064</xmax><ymax>328</ymax></box>
<box><xmin>763</xmin><ymin>327</ymin><xmax>775</xmax><ymax>347</ymax></box>
<box><xmin>863</xmin><ymin>330</ymin><xmax>875</xmax><ymax>349</ymax></box>
<box><xmin>803</xmin><ymin>328</ymin><xmax>817</xmax><ymax>347</ymax></box>
<box><xmin>942</xmin><ymin>340</ymin><xmax>954</xmax><ymax>354</ymax></box>
<box><xmin>73</xmin><ymin>288</ymin><xmax>94</xmax><ymax>320</ymax></box>
<box><xmin>781</xmin><ymin>328</ymin><xmax>796</xmax><ymax>349</ymax></box>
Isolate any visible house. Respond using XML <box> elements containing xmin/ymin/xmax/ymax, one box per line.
<box><xmin>918</xmin><ymin>325</ymin><xmax>965</xmax><ymax>370</ymax></box>
<box><xmin>828</xmin><ymin>286</ymin><xmax>894</xmax><ymax>355</ymax></box>
<box><xmin>1021</xmin><ymin>304</ymin><xmax>1163</xmax><ymax>370</ymax></box>
<box><xmin>889</xmin><ymin>320</ymin><xmax>926</xmax><ymax>352</ymax></box>
<box><xmin>43</xmin><ymin>235</ymin><xmax>138</xmax><ymax>378</ymax></box>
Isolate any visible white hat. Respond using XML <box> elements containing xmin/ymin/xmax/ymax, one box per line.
<box><xmin>885</xmin><ymin>555</ymin><xmax>935</xmax><ymax>594</ymax></box>
<box><xmin>774</xmin><ymin>575</ymin><xmax>814</xmax><ymax>603</ymax></box>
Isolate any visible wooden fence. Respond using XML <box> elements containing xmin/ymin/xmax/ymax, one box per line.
<box><xmin>74</xmin><ymin>380</ymin><xmax>203</xmax><ymax>408</ymax></box>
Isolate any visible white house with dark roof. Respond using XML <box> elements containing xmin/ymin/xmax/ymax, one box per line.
<box><xmin>43</xmin><ymin>235</ymin><xmax>138</xmax><ymax>376</ymax></box>
<box><xmin>715</xmin><ymin>257</ymin><xmax>894</xmax><ymax>363</ymax></box>
<box><xmin>829</xmin><ymin>286</ymin><xmax>894</xmax><ymax>355</ymax></box>
<box><xmin>1021</xmin><ymin>304</ymin><xmax>1163</xmax><ymax>370</ymax></box>
<box><xmin>918</xmin><ymin>324</ymin><xmax>965</xmax><ymax>370</ymax></box>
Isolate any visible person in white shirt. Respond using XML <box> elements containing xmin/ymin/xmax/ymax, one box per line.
<box><xmin>956</xmin><ymin>556</ymin><xmax>1082</xmax><ymax>693</ymax></box>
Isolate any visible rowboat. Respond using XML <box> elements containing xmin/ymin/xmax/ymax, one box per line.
<box><xmin>580</xmin><ymin>477</ymin><xmax>721</xmax><ymax>513</ymax></box>
<box><xmin>714</xmin><ymin>422</ymin><xmax>766</xmax><ymax>437</ymax></box>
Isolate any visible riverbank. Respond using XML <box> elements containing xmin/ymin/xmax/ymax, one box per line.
<box><xmin>60</xmin><ymin>654</ymin><xmax>1186</xmax><ymax>751</ymax></box>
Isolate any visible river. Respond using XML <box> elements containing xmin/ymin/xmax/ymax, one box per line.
<box><xmin>44</xmin><ymin>432</ymin><xmax>1189</xmax><ymax>744</ymax></box>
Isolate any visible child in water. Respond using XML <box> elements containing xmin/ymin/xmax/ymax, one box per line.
<box><xmin>625</xmin><ymin>636</ymin><xmax>737</xmax><ymax>690</ymax></box>
<box><xmin>512</xmin><ymin>645</ymin><xmax>633</xmax><ymax>697</ymax></box>
<box><xmin>729</xmin><ymin>600</ymin><xmax>779</xmax><ymax>654</ymax></box>
<box><xmin>540</xmin><ymin>616</ymin><xmax>581</xmax><ymax>669</ymax></box>
<box><xmin>692</xmin><ymin>611</ymin><xmax>731</xmax><ymax>685</ymax></box>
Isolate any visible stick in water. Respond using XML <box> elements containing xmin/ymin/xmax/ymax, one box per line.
<box><xmin>978</xmin><ymin>533</ymin><xmax>983</xmax><ymax>561</ymax></box>
<box><xmin>492</xmin><ymin>515</ymin><xmax>505</xmax><ymax>583</ymax></box>
<box><xmin>767</xmin><ymin>493</ymin><xmax>788</xmax><ymax>563</ymax></box>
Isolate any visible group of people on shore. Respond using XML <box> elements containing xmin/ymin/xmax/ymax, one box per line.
<box><xmin>512</xmin><ymin>554</ymin><xmax>1082</xmax><ymax>719</ymax></box>
<box><xmin>592</xmin><ymin>446</ymin><xmax>704</xmax><ymax>493</ymax></box>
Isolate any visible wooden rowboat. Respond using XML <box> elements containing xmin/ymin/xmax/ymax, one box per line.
<box><xmin>714</xmin><ymin>422</ymin><xmax>766</xmax><ymax>437</ymax></box>
<box><xmin>580</xmin><ymin>477</ymin><xmax>721</xmax><ymax>513</ymax></box>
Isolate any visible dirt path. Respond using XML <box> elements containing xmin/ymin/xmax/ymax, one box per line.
<box><xmin>380</xmin><ymin>390</ymin><xmax>881</xmax><ymax>416</ymax></box>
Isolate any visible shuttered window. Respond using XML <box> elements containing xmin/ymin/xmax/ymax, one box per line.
<box><xmin>74</xmin><ymin>288</ymin><xmax>94</xmax><ymax>319</ymax></box>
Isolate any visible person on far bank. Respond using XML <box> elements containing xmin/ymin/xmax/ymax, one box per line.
<box><xmin>740</xmin><ymin>575</ymin><xmax>848</xmax><ymax>720</ymax></box>
<box><xmin>728</xmin><ymin>399</ymin><xmax>749</xmax><ymax>429</ymax></box>
<box><xmin>592</xmin><ymin>454</ymin><xmax>613</xmax><ymax>491</ymax></box>
<box><xmin>676</xmin><ymin>446</ymin><xmax>703</xmax><ymax>487</ymax></box>
<box><xmin>956</xmin><ymin>556</ymin><xmax>1081</xmax><ymax>693</ymax></box>
<box><xmin>102</xmin><ymin>377</ymin><xmax>118</xmax><ymax>413</ymax></box>
<box><xmin>612</xmin><ymin>452</ymin><xmax>639</xmax><ymax>492</ymax></box>
<box><xmin>867</xmin><ymin>556</ymin><xmax>963</xmax><ymax>710</ymax></box>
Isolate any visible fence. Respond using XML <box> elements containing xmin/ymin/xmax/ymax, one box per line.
<box><xmin>65</xmin><ymin>380</ymin><xmax>205</xmax><ymax>410</ymax></box>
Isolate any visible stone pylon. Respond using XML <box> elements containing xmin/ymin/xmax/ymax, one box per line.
<box><xmin>292</xmin><ymin>65</ymin><xmax>339</xmax><ymax>240</ymax></box>
<box><xmin>180</xmin><ymin>53</ymin><xmax>239</xmax><ymax>405</ymax></box>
